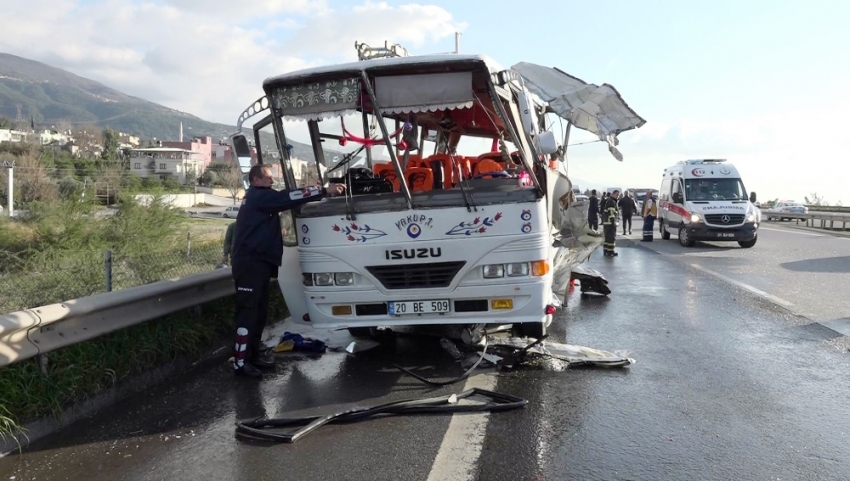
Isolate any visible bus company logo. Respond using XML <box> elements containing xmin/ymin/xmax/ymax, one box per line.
<box><xmin>395</xmin><ymin>214</ymin><xmax>434</xmax><ymax>239</ymax></box>
<box><xmin>385</xmin><ymin>248</ymin><xmax>442</xmax><ymax>260</ymax></box>
<box><xmin>301</xmin><ymin>224</ymin><xmax>309</xmax><ymax>234</ymax></box>
<box><xmin>691</xmin><ymin>168</ymin><xmax>706</xmax><ymax>177</ymax></box>
<box><xmin>521</xmin><ymin>222</ymin><xmax>532</xmax><ymax>233</ymax></box>
<box><xmin>719</xmin><ymin>166</ymin><xmax>731</xmax><ymax>175</ymax></box>
<box><xmin>520</xmin><ymin>210</ymin><xmax>532</xmax><ymax>221</ymax></box>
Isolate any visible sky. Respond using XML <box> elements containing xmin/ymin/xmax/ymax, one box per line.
<box><xmin>1</xmin><ymin>0</ymin><xmax>849</xmax><ymax>204</ymax></box>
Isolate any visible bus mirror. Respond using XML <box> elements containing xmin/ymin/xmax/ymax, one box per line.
<box><xmin>749</xmin><ymin>192</ymin><xmax>757</xmax><ymax>203</ymax></box>
<box><xmin>232</xmin><ymin>134</ymin><xmax>251</xmax><ymax>158</ymax></box>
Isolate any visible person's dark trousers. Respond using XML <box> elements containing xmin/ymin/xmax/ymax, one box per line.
<box><xmin>622</xmin><ymin>214</ymin><xmax>632</xmax><ymax>235</ymax></box>
<box><xmin>589</xmin><ymin>216</ymin><xmax>598</xmax><ymax>231</ymax></box>
<box><xmin>642</xmin><ymin>215</ymin><xmax>655</xmax><ymax>241</ymax></box>
<box><xmin>603</xmin><ymin>224</ymin><xmax>617</xmax><ymax>256</ymax></box>
<box><xmin>231</xmin><ymin>258</ymin><xmax>275</xmax><ymax>368</ymax></box>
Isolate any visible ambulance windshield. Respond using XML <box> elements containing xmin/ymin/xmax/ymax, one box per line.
<box><xmin>685</xmin><ymin>178</ymin><xmax>748</xmax><ymax>201</ymax></box>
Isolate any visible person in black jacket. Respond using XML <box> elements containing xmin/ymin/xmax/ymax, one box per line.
<box><xmin>230</xmin><ymin>164</ymin><xmax>345</xmax><ymax>378</ymax></box>
<box><xmin>587</xmin><ymin>189</ymin><xmax>599</xmax><ymax>231</ymax></box>
<box><xmin>618</xmin><ymin>191</ymin><xmax>637</xmax><ymax>235</ymax></box>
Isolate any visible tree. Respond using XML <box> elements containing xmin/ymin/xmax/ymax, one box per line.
<box><xmin>218</xmin><ymin>164</ymin><xmax>244</xmax><ymax>204</ymax></box>
<box><xmin>95</xmin><ymin>165</ymin><xmax>124</xmax><ymax>204</ymax></box>
<box><xmin>102</xmin><ymin>128</ymin><xmax>120</xmax><ymax>161</ymax></box>
<box><xmin>162</xmin><ymin>176</ymin><xmax>181</xmax><ymax>192</ymax></box>
<box><xmin>804</xmin><ymin>192</ymin><xmax>828</xmax><ymax>206</ymax></box>
<box><xmin>0</xmin><ymin>116</ymin><xmax>13</xmax><ymax>129</ymax></box>
<box><xmin>6</xmin><ymin>152</ymin><xmax>58</xmax><ymax>204</ymax></box>
<box><xmin>198</xmin><ymin>169</ymin><xmax>218</xmax><ymax>187</ymax></box>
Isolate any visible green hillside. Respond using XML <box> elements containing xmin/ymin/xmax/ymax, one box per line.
<box><xmin>0</xmin><ymin>52</ymin><xmax>328</xmax><ymax>162</ymax></box>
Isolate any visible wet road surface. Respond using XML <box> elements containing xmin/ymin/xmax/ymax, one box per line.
<box><xmin>635</xmin><ymin>221</ymin><xmax>850</xmax><ymax>325</ymax></box>
<box><xmin>3</xmin><ymin>238</ymin><xmax>850</xmax><ymax>480</ymax></box>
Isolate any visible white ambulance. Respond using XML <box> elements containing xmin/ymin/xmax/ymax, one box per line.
<box><xmin>657</xmin><ymin>159</ymin><xmax>760</xmax><ymax>248</ymax></box>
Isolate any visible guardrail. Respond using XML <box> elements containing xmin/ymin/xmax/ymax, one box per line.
<box><xmin>805</xmin><ymin>205</ymin><xmax>850</xmax><ymax>213</ymax></box>
<box><xmin>765</xmin><ymin>212</ymin><xmax>850</xmax><ymax>230</ymax></box>
<box><xmin>0</xmin><ymin>268</ymin><xmax>234</xmax><ymax>368</ymax></box>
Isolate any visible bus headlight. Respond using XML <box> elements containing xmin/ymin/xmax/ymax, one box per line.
<box><xmin>313</xmin><ymin>273</ymin><xmax>334</xmax><ymax>286</ymax></box>
<box><xmin>334</xmin><ymin>272</ymin><xmax>354</xmax><ymax>286</ymax></box>
<box><xmin>747</xmin><ymin>213</ymin><xmax>756</xmax><ymax>222</ymax></box>
<box><xmin>506</xmin><ymin>262</ymin><xmax>530</xmax><ymax>277</ymax></box>
<box><xmin>483</xmin><ymin>264</ymin><xmax>505</xmax><ymax>278</ymax></box>
<box><xmin>690</xmin><ymin>214</ymin><xmax>701</xmax><ymax>223</ymax></box>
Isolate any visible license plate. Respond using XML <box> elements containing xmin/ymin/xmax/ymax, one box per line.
<box><xmin>388</xmin><ymin>299</ymin><xmax>450</xmax><ymax>315</ymax></box>
<box><xmin>717</xmin><ymin>232</ymin><xmax>735</xmax><ymax>238</ymax></box>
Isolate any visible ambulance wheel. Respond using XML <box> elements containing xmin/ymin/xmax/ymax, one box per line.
<box><xmin>678</xmin><ymin>225</ymin><xmax>695</xmax><ymax>247</ymax></box>
<box><xmin>738</xmin><ymin>236</ymin><xmax>757</xmax><ymax>248</ymax></box>
<box><xmin>660</xmin><ymin>220</ymin><xmax>671</xmax><ymax>240</ymax></box>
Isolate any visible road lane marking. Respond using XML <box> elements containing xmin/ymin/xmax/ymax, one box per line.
<box><xmin>426</xmin><ymin>373</ymin><xmax>497</xmax><ymax>481</ymax></box>
<box><xmin>690</xmin><ymin>264</ymin><xmax>794</xmax><ymax>308</ymax></box>
<box><xmin>759</xmin><ymin>227</ymin><xmax>823</xmax><ymax>237</ymax></box>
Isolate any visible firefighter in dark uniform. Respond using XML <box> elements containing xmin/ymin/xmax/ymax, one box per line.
<box><xmin>603</xmin><ymin>190</ymin><xmax>621</xmax><ymax>257</ymax></box>
<box><xmin>230</xmin><ymin>164</ymin><xmax>345</xmax><ymax>378</ymax></box>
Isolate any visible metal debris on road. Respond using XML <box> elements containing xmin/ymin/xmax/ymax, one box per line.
<box><xmin>234</xmin><ymin>388</ymin><xmax>527</xmax><ymax>444</ymax></box>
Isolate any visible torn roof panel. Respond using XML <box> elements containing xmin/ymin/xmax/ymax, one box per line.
<box><xmin>511</xmin><ymin>62</ymin><xmax>646</xmax><ymax>161</ymax></box>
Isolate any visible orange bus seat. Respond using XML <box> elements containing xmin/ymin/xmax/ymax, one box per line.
<box><xmin>423</xmin><ymin>154</ymin><xmax>457</xmax><ymax>189</ymax></box>
<box><xmin>406</xmin><ymin>167</ymin><xmax>434</xmax><ymax>192</ymax></box>
<box><xmin>474</xmin><ymin>158</ymin><xmax>507</xmax><ymax>177</ymax></box>
<box><xmin>401</xmin><ymin>154</ymin><xmax>422</xmax><ymax>169</ymax></box>
<box><xmin>373</xmin><ymin>163</ymin><xmax>400</xmax><ymax>191</ymax></box>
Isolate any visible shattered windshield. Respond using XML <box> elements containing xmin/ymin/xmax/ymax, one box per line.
<box><xmin>685</xmin><ymin>178</ymin><xmax>747</xmax><ymax>201</ymax></box>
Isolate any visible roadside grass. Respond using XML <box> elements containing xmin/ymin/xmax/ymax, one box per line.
<box><xmin>0</xmin><ymin>196</ymin><xmax>230</xmax><ymax>313</ymax></box>
<box><xmin>0</xmin><ymin>193</ymin><xmax>288</xmax><ymax>444</ymax></box>
<box><xmin>0</xmin><ymin>287</ymin><xmax>288</xmax><ymax>443</ymax></box>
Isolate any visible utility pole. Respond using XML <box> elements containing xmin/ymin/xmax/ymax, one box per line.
<box><xmin>2</xmin><ymin>160</ymin><xmax>13</xmax><ymax>217</ymax></box>
<box><xmin>455</xmin><ymin>32</ymin><xmax>461</xmax><ymax>54</ymax></box>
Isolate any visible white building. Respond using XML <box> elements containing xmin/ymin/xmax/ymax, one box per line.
<box><xmin>129</xmin><ymin>147</ymin><xmax>203</xmax><ymax>183</ymax></box>
<box><xmin>0</xmin><ymin>129</ymin><xmax>28</xmax><ymax>143</ymax></box>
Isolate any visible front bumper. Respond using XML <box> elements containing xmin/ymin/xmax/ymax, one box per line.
<box><xmin>684</xmin><ymin>222</ymin><xmax>758</xmax><ymax>241</ymax></box>
<box><xmin>304</xmin><ymin>281</ymin><xmax>551</xmax><ymax>329</ymax></box>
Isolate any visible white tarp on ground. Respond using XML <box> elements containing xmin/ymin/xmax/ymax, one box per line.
<box><xmin>511</xmin><ymin>62</ymin><xmax>646</xmax><ymax>161</ymax></box>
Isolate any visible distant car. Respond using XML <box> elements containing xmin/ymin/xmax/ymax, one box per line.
<box><xmin>575</xmin><ymin>194</ymin><xmax>589</xmax><ymax>202</ymax></box>
<box><xmin>765</xmin><ymin>201</ymin><xmax>808</xmax><ymax>221</ymax></box>
<box><xmin>222</xmin><ymin>206</ymin><xmax>240</xmax><ymax>218</ymax></box>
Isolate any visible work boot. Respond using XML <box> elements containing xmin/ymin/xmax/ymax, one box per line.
<box><xmin>233</xmin><ymin>360</ymin><xmax>263</xmax><ymax>378</ymax></box>
<box><xmin>250</xmin><ymin>350</ymin><xmax>276</xmax><ymax>370</ymax></box>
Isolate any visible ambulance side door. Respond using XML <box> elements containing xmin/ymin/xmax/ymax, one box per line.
<box><xmin>659</xmin><ymin>177</ymin><xmax>672</xmax><ymax>225</ymax></box>
<box><xmin>668</xmin><ymin>178</ymin><xmax>685</xmax><ymax>228</ymax></box>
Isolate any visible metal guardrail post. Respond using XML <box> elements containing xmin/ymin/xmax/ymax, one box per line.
<box><xmin>105</xmin><ymin>249</ymin><xmax>113</xmax><ymax>292</ymax></box>
<box><xmin>187</xmin><ymin>231</ymin><xmax>192</xmax><ymax>258</ymax></box>
<box><xmin>38</xmin><ymin>354</ymin><xmax>48</xmax><ymax>375</ymax></box>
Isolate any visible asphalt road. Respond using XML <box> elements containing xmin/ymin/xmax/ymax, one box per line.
<box><xmin>636</xmin><ymin>219</ymin><xmax>850</xmax><ymax>329</ymax></box>
<box><xmin>3</xmin><ymin>234</ymin><xmax>850</xmax><ymax>480</ymax></box>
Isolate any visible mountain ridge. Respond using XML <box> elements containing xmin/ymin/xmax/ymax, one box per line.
<box><xmin>0</xmin><ymin>52</ymin><xmax>324</xmax><ymax>162</ymax></box>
